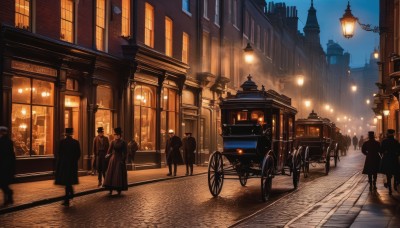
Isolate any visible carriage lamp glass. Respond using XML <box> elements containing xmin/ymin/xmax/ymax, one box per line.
<box><xmin>383</xmin><ymin>110</ymin><xmax>390</xmax><ymax>116</ymax></box>
<box><xmin>243</xmin><ymin>43</ymin><xmax>254</xmax><ymax>64</ymax></box>
<box><xmin>340</xmin><ymin>1</ymin><xmax>357</xmax><ymax>38</ymax></box>
<box><xmin>236</xmin><ymin>149</ymin><xmax>243</xmax><ymax>154</ymax></box>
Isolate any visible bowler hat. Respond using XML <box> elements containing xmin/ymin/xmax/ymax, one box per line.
<box><xmin>368</xmin><ymin>131</ymin><xmax>375</xmax><ymax>138</ymax></box>
<box><xmin>65</xmin><ymin>128</ymin><xmax>74</xmax><ymax>135</ymax></box>
<box><xmin>114</xmin><ymin>127</ymin><xmax>122</xmax><ymax>135</ymax></box>
<box><xmin>97</xmin><ymin>127</ymin><xmax>104</xmax><ymax>133</ymax></box>
<box><xmin>387</xmin><ymin>129</ymin><xmax>395</xmax><ymax>135</ymax></box>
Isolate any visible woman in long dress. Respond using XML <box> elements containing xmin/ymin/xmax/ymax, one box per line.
<box><xmin>103</xmin><ymin>127</ymin><xmax>128</xmax><ymax>195</ymax></box>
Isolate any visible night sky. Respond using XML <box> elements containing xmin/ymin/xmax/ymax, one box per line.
<box><xmin>278</xmin><ymin>0</ymin><xmax>379</xmax><ymax>68</ymax></box>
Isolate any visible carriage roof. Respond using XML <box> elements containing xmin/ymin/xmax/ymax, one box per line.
<box><xmin>220</xmin><ymin>75</ymin><xmax>297</xmax><ymax>114</ymax></box>
<box><xmin>295</xmin><ymin>110</ymin><xmax>334</xmax><ymax>127</ymax></box>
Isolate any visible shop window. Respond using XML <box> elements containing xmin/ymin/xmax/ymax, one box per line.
<box><xmin>61</xmin><ymin>0</ymin><xmax>74</xmax><ymax>42</ymax></box>
<box><xmin>12</xmin><ymin>77</ymin><xmax>54</xmax><ymax>156</ymax></box>
<box><xmin>96</xmin><ymin>86</ymin><xmax>113</xmax><ymax>137</ymax></box>
<box><xmin>121</xmin><ymin>0</ymin><xmax>130</xmax><ymax>37</ymax></box>
<box><xmin>96</xmin><ymin>0</ymin><xmax>106</xmax><ymax>51</ymax></box>
<box><xmin>160</xmin><ymin>87</ymin><xmax>178</xmax><ymax>150</ymax></box>
<box><xmin>134</xmin><ymin>85</ymin><xmax>156</xmax><ymax>151</ymax></box>
<box><xmin>145</xmin><ymin>3</ymin><xmax>154</xmax><ymax>48</ymax></box>
<box><xmin>15</xmin><ymin>0</ymin><xmax>31</xmax><ymax>31</ymax></box>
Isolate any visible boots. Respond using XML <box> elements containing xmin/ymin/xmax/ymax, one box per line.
<box><xmin>373</xmin><ymin>181</ymin><xmax>377</xmax><ymax>190</ymax></box>
<box><xmin>369</xmin><ymin>182</ymin><xmax>372</xmax><ymax>191</ymax></box>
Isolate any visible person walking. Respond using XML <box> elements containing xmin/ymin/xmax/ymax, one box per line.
<box><xmin>352</xmin><ymin>135</ymin><xmax>358</xmax><ymax>150</ymax></box>
<box><xmin>358</xmin><ymin>135</ymin><xmax>364</xmax><ymax>150</ymax></box>
<box><xmin>127</xmin><ymin>138</ymin><xmax>139</xmax><ymax>164</ymax></box>
<box><xmin>55</xmin><ymin>128</ymin><xmax>81</xmax><ymax>207</ymax></box>
<box><xmin>380</xmin><ymin>129</ymin><xmax>400</xmax><ymax>195</ymax></box>
<box><xmin>93</xmin><ymin>127</ymin><xmax>110</xmax><ymax>187</ymax></box>
<box><xmin>182</xmin><ymin>132</ymin><xmax>196</xmax><ymax>176</ymax></box>
<box><xmin>0</xmin><ymin>126</ymin><xmax>16</xmax><ymax>206</ymax></box>
<box><xmin>165</xmin><ymin>129</ymin><xmax>183</xmax><ymax>176</ymax></box>
<box><xmin>361</xmin><ymin>131</ymin><xmax>381</xmax><ymax>191</ymax></box>
<box><xmin>103</xmin><ymin>127</ymin><xmax>128</xmax><ymax>195</ymax></box>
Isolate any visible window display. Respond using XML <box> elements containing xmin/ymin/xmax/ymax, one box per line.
<box><xmin>134</xmin><ymin>85</ymin><xmax>156</xmax><ymax>151</ymax></box>
<box><xmin>95</xmin><ymin>86</ymin><xmax>113</xmax><ymax>137</ymax></box>
<box><xmin>11</xmin><ymin>77</ymin><xmax>54</xmax><ymax>156</ymax></box>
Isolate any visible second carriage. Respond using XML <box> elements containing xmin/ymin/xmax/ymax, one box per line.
<box><xmin>208</xmin><ymin>76</ymin><xmax>301</xmax><ymax>201</ymax></box>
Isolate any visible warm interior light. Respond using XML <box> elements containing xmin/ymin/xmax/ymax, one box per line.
<box><xmin>237</xmin><ymin>149</ymin><xmax>243</xmax><ymax>154</ymax></box>
<box><xmin>244</xmin><ymin>54</ymin><xmax>254</xmax><ymax>64</ymax></box>
<box><xmin>18</xmin><ymin>88</ymin><xmax>23</xmax><ymax>94</ymax></box>
<box><xmin>366</xmin><ymin>99</ymin><xmax>370</xmax><ymax>104</ymax></box>
<box><xmin>305</xmin><ymin>100</ymin><xmax>311</xmax><ymax>107</ymax></box>
<box><xmin>243</xmin><ymin>43</ymin><xmax>254</xmax><ymax>64</ymax></box>
<box><xmin>351</xmin><ymin>85</ymin><xmax>357</xmax><ymax>92</ymax></box>
<box><xmin>377</xmin><ymin>115</ymin><xmax>382</xmax><ymax>119</ymax></box>
<box><xmin>297</xmin><ymin>77</ymin><xmax>304</xmax><ymax>86</ymax></box>
<box><xmin>383</xmin><ymin>110</ymin><xmax>390</xmax><ymax>116</ymax></box>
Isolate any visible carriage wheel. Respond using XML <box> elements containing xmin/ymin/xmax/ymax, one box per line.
<box><xmin>292</xmin><ymin>152</ymin><xmax>301</xmax><ymax>189</ymax></box>
<box><xmin>239</xmin><ymin>171</ymin><xmax>249</xmax><ymax>186</ymax></box>
<box><xmin>208</xmin><ymin>151</ymin><xmax>224</xmax><ymax>197</ymax></box>
<box><xmin>261</xmin><ymin>154</ymin><xmax>274</xmax><ymax>202</ymax></box>
<box><xmin>325</xmin><ymin>149</ymin><xmax>330</xmax><ymax>175</ymax></box>
<box><xmin>303</xmin><ymin>147</ymin><xmax>310</xmax><ymax>178</ymax></box>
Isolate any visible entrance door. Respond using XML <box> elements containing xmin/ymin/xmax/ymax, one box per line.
<box><xmin>64</xmin><ymin>96</ymin><xmax>80</xmax><ymax>141</ymax></box>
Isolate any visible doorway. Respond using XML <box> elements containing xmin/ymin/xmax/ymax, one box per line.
<box><xmin>64</xmin><ymin>95</ymin><xmax>80</xmax><ymax>140</ymax></box>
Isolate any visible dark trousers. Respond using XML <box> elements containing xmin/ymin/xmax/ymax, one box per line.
<box><xmin>186</xmin><ymin>163</ymin><xmax>193</xmax><ymax>175</ymax></box>
<box><xmin>168</xmin><ymin>163</ymin><xmax>177</xmax><ymax>175</ymax></box>
<box><xmin>64</xmin><ymin>185</ymin><xmax>74</xmax><ymax>203</ymax></box>
<box><xmin>368</xmin><ymin>174</ymin><xmax>377</xmax><ymax>184</ymax></box>
<box><xmin>1</xmin><ymin>184</ymin><xmax>13</xmax><ymax>204</ymax></box>
<box><xmin>97</xmin><ymin>151</ymin><xmax>107</xmax><ymax>183</ymax></box>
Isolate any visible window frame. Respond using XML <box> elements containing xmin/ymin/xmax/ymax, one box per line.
<box><xmin>214</xmin><ymin>0</ymin><xmax>220</xmax><ymax>26</ymax></box>
<box><xmin>95</xmin><ymin>0</ymin><xmax>106</xmax><ymax>51</ymax></box>
<box><xmin>15</xmin><ymin>0</ymin><xmax>32</xmax><ymax>31</ymax></box>
<box><xmin>121</xmin><ymin>0</ymin><xmax>130</xmax><ymax>37</ymax></box>
<box><xmin>182</xmin><ymin>32</ymin><xmax>189</xmax><ymax>64</ymax></box>
<box><xmin>145</xmin><ymin>2</ymin><xmax>155</xmax><ymax>48</ymax></box>
<box><xmin>165</xmin><ymin>17</ymin><xmax>173</xmax><ymax>57</ymax></box>
<box><xmin>60</xmin><ymin>0</ymin><xmax>75</xmax><ymax>43</ymax></box>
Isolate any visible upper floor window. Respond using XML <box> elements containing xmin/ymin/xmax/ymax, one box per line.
<box><xmin>145</xmin><ymin>3</ymin><xmax>154</xmax><ymax>48</ymax></box>
<box><xmin>182</xmin><ymin>0</ymin><xmax>190</xmax><ymax>14</ymax></box>
<box><xmin>182</xmin><ymin>32</ymin><xmax>189</xmax><ymax>64</ymax></box>
<box><xmin>165</xmin><ymin>17</ymin><xmax>173</xmax><ymax>57</ymax></box>
<box><xmin>15</xmin><ymin>0</ymin><xmax>31</xmax><ymax>31</ymax></box>
<box><xmin>215</xmin><ymin>0</ymin><xmax>220</xmax><ymax>25</ymax></box>
<box><xmin>60</xmin><ymin>0</ymin><xmax>74</xmax><ymax>43</ymax></box>
<box><xmin>232</xmin><ymin>0</ymin><xmax>238</xmax><ymax>26</ymax></box>
<box><xmin>121</xmin><ymin>0</ymin><xmax>130</xmax><ymax>37</ymax></box>
<box><xmin>96</xmin><ymin>0</ymin><xmax>106</xmax><ymax>51</ymax></box>
<box><xmin>203</xmin><ymin>0</ymin><xmax>208</xmax><ymax>19</ymax></box>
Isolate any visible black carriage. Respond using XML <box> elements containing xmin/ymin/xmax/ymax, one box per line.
<box><xmin>295</xmin><ymin>111</ymin><xmax>340</xmax><ymax>177</ymax></box>
<box><xmin>207</xmin><ymin>76</ymin><xmax>301</xmax><ymax>201</ymax></box>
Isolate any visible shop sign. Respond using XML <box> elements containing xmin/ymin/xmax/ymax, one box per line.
<box><xmin>12</xmin><ymin>60</ymin><xmax>57</xmax><ymax>77</ymax></box>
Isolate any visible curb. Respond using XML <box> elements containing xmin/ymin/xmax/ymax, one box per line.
<box><xmin>0</xmin><ymin>172</ymin><xmax>207</xmax><ymax>215</ymax></box>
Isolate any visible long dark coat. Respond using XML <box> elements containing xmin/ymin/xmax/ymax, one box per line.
<box><xmin>352</xmin><ymin>136</ymin><xmax>358</xmax><ymax>147</ymax></box>
<box><xmin>166</xmin><ymin>135</ymin><xmax>183</xmax><ymax>165</ymax></box>
<box><xmin>361</xmin><ymin>138</ymin><xmax>381</xmax><ymax>174</ymax></box>
<box><xmin>55</xmin><ymin>136</ymin><xmax>81</xmax><ymax>186</ymax></box>
<box><xmin>0</xmin><ymin>135</ymin><xmax>16</xmax><ymax>185</ymax></box>
<box><xmin>380</xmin><ymin>136</ymin><xmax>400</xmax><ymax>175</ymax></box>
<box><xmin>183</xmin><ymin>136</ymin><xmax>196</xmax><ymax>165</ymax></box>
<box><xmin>103</xmin><ymin>139</ymin><xmax>128</xmax><ymax>191</ymax></box>
<box><xmin>93</xmin><ymin>135</ymin><xmax>110</xmax><ymax>172</ymax></box>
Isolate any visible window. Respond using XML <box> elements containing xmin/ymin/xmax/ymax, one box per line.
<box><xmin>296</xmin><ymin>125</ymin><xmax>305</xmax><ymax>137</ymax></box>
<box><xmin>182</xmin><ymin>0</ymin><xmax>190</xmax><ymax>13</ymax></box>
<box><xmin>96</xmin><ymin>0</ymin><xmax>106</xmax><ymax>51</ymax></box>
<box><xmin>134</xmin><ymin>85</ymin><xmax>156</xmax><ymax>151</ymax></box>
<box><xmin>15</xmin><ymin>0</ymin><xmax>31</xmax><ymax>30</ymax></box>
<box><xmin>211</xmin><ymin>38</ymin><xmax>219</xmax><ymax>75</ymax></box>
<box><xmin>160</xmin><ymin>87</ymin><xmax>178</xmax><ymax>151</ymax></box>
<box><xmin>145</xmin><ymin>3</ymin><xmax>154</xmax><ymax>48</ymax></box>
<box><xmin>12</xmin><ymin>77</ymin><xmax>54</xmax><ymax>157</ymax></box>
<box><xmin>203</xmin><ymin>0</ymin><xmax>208</xmax><ymax>18</ymax></box>
<box><xmin>121</xmin><ymin>0</ymin><xmax>130</xmax><ymax>37</ymax></box>
<box><xmin>165</xmin><ymin>17</ymin><xmax>173</xmax><ymax>57</ymax></box>
<box><xmin>215</xmin><ymin>0</ymin><xmax>220</xmax><ymax>25</ymax></box>
<box><xmin>308</xmin><ymin>126</ymin><xmax>321</xmax><ymax>137</ymax></box>
<box><xmin>222</xmin><ymin>42</ymin><xmax>231</xmax><ymax>77</ymax></box>
<box><xmin>61</xmin><ymin>0</ymin><xmax>74</xmax><ymax>43</ymax></box>
<box><xmin>202</xmin><ymin>32</ymin><xmax>210</xmax><ymax>72</ymax></box>
<box><xmin>96</xmin><ymin>86</ymin><xmax>113</xmax><ymax>136</ymax></box>
<box><xmin>182</xmin><ymin>32</ymin><xmax>189</xmax><ymax>64</ymax></box>
<box><xmin>244</xmin><ymin>11</ymin><xmax>249</xmax><ymax>37</ymax></box>
<box><xmin>256</xmin><ymin>25</ymin><xmax>260</xmax><ymax>48</ymax></box>
<box><xmin>232</xmin><ymin>0</ymin><xmax>238</xmax><ymax>26</ymax></box>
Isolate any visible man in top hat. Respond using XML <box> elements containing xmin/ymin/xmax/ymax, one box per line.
<box><xmin>0</xmin><ymin>126</ymin><xmax>16</xmax><ymax>206</ymax></box>
<box><xmin>380</xmin><ymin>129</ymin><xmax>400</xmax><ymax>194</ymax></box>
<box><xmin>55</xmin><ymin>128</ymin><xmax>81</xmax><ymax>206</ymax></box>
<box><xmin>93</xmin><ymin>127</ymin><xmax>110</xmax><ymax>187</ymax></box>
<box><xmin>182</xmin><ymin>132</ymin><xmax>196</xmax><ymax>176</ymax></box>
<box><xmin>165</xmin><ymin>129</ymin><xmax>182</xmax><ymax>176</ymax></box>
<box><xmin>361</xmin><ymin>131</ymin><xmax>381</xmax><ymax>191</ymax></box>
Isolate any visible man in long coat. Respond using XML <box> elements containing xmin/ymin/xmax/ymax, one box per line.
<box><xmin>165</xmin><ymin>129</ymin><xmax>182</xmax><ymax>176</ymax></box>
<box><xmin>380</xmin><ymin>129</ymin><xmax>400</xmax><ymax>194</ymax></box>
<box><xmin>93</xmin><ymin>127</ymin><xmax>110</xmax><ymax>187</ymax></box>
<box><xmin>0</xmin><ymin>126</ymin><xmax>16</xmax><ymax>206</ymax></box>
<box><xmin>182</xmin><ymin>132</ymin><xmax>196</xmax><ymax>176</ymax></box>
<box><xmin>352</xmin><ymin>135</ymin><xmax>358</xmax><ymax>150</ymax></box>
<box><xmin>55</xmin><ymin>128</ymin><xmax>81</xmax><ymax>206</ymax></box>
<box><xmin>361</xmin><ymin>131</ymin><xmax>381</xmax><ymax>191</ymax></box>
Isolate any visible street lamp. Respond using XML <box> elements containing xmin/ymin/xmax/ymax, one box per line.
<box><xmin>373</xmin><ymin>48</ymin><xmax>379</xmax><ymax>59</ymax></box>
<box><xmin>351</xmin><ymin>85</ymin><xmax>357</xmax><ymax>92</ymax></box>
<box><xmin>243</xmin><ymin>43</ymin><xmax>254</xmax><ymax>64</ymax></box>
<box><xmin>366</xmin><ymin>99</ymin><xmax>370</xmax><ymax>104</ymax></box>
<box><xmin>297</xmin><ymin>76</ymin><xmax>304</xmax><ymax>87</ymax></box>
<box><xmin>339</xmin><ymin>1</ymin><xmax>381</xmax><ymax>39</ymax></box>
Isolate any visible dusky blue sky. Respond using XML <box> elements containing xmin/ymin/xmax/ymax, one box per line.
<box><xmin>277</xmin><ymin>0</ymin><xmax>379</xmax><ymax>67</ymax></box>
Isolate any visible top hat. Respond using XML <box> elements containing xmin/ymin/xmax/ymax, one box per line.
<box><xmin>65</xmin><ymin>128</ymin><xmax>74</xmax><ymax>135</ymax></box>
<box><xmin>168</xmin><ymin>129</ymin><xmax>175</xmax><ymax>134</ymax></box>
<box><xmin>97</xmin><ymin>127</ymin><xmax>104</xmax><ymax>133</ymax></box>
<box><xmin>368</xmin><ymin>131</ymin><xmax>375</xmax><ymax>138</ymax></box>
<box><xmin>114</xmin><ymin>127</ymin><xmax>123</xmax><ymax>135</ymax></box>
<box><xmin>387</xmin><ymin>129</ymin><xmax>395</xmax><ymax>135</ymax></box>
<box><xmin>0</xmin><ymin>126</ymin><xmax>8</xmax><ymax>132</ymax></box>
<box><xmin>184</xmin><ymin>132</ymin><xmax>192</xmax><ymax>135</ymax></box>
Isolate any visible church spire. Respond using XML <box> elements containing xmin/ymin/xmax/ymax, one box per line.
<box><xmin>304</xmin><ymin>0</ymin><xmax>320</xmax><ymax>45</ymax></box>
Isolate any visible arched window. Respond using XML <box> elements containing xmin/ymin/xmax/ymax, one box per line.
<box><xmin>134</xmin><ymin>85</ymin><xmax>156</xmax><ymax>151</ymax></box>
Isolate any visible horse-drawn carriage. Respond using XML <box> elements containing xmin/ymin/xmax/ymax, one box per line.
<box><xmin>207</xmin><ymin>76</ymin><xmax>301</xmax><ymax>201</ymax></box>
<box><xmin>295</xmin><ymin>111</ymin><xmax>340</xmax><ymax>177</ymax></box>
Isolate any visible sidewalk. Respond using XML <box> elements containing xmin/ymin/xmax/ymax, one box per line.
<box><xmin>0</xmin><ymin>165</ymin><xmax>208</xmax><ymax>215</ymax></box>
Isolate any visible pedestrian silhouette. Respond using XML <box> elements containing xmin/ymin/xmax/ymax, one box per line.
<box><xmin>55</xmin><ymin>128</ymin><xmax>81</xmax><ymax>207</ymax></box>
<box><xmin>93</xmin><ymin>127</ymin><xmax>110</xmax><ymax>187</ymax></box>
<box><xmin>165</xmin><ymin>129</ymin><xmax>183</xmax><ymax>176</ymax></box>
<box><xmin>103</xmin><ymin>127</ymin><xmax>128</xmax><ymax>195</ymax></box>
<box><xmin>380</xmin><ymin>129</ymin><xmax>400</xmax><ymax>195</ymax></box>
<box><xmin>352</xmin><ymin>135</ymin><xmax>358</xmax><ymax>150</ymax></box>
<box><xmin>361</xmin><ymin>131</ymin><xmax>381</xmax><ymax>191</ymax></box>
<box><xmin>0</xmin><ymin>126</ymin><xmax>16</xmax><ymax>207</ymax></box>
<box><xmin>183</xmin><ymin>132</ymin><xmax>196</xmax><ymax>176</ymax></box>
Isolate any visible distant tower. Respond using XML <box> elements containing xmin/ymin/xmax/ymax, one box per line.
<box><xmin>303</xmin><ymin>0</ymin><xmax>320</xmax><ymax>46</ymax></box>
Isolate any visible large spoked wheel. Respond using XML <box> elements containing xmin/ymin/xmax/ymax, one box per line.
<box><xmin>239</xmin><ymin>171</ymin><xmax>249</xmax><ymax>186</ymax></box>
<box><xmin>325</xmin><ymin>148</ymin><xmax>331</xmax><ymax>175</ymax></box>
<box><xmin>292</xmin><ymin>151</ymin><xmax>301</xmax><ymax>189</ymax></box>
<box><xmin>208</xmin><ymin>151</ymin><xmax>224</xmax><ymax>197</ymax></box>
<box><xmin>303</xmin><ymin>146</ymin><xmax>310</xmax><ymax>178</ymax></box>
<box><xmin>261</xmin><ymin>153</ymin><xmax>274</xmax><ymax>202</ymax></box>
